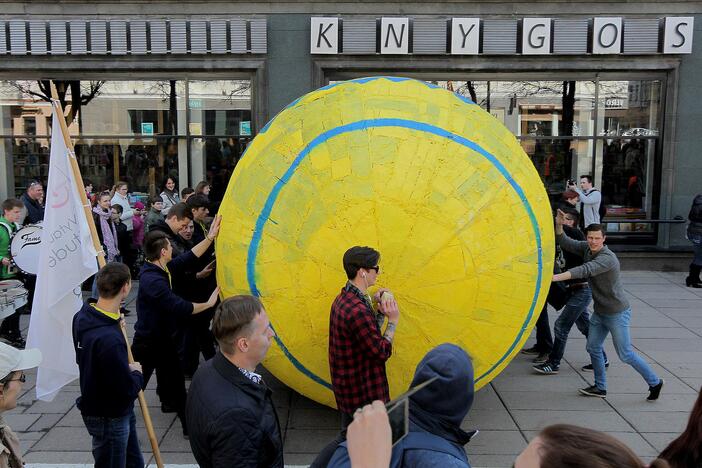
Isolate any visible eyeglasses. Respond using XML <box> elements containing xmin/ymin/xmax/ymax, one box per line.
<box><xmin>369</xmin><ymin>265</ymin><xmax>380</xmax><ymax>273</ymax></box>
<box><xmin>1</xmin><ymin>372</ymin><xmax>25</xmax><ymax>384</ymax></box>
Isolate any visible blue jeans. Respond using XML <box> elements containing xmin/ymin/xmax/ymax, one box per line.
<box><xmin>586</xmin><ymin>308</ymin><xmax>660</xmax><ymax>391</ymax></box>
<box><xmin>691</xmin><ymin>235</ymin><xmax>702</xmax><ymax>266</ymax></box>
<box><xmin>549</xmin><ymin>287</ymin><xmax>597</xmax><ymax>367</ymax></box>
<box><xmin>82</xmin><ymin>411</ymin><xmax>143</xmax><ymax>468</ymax></box>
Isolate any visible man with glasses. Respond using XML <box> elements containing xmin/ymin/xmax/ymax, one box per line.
<box><xmin>533</xmin><ymin>208</ymin><xmax>608</xmax><ymax>375</ymax></box>
<box><xmin>20</xmin><ymin>180</ymin><xmax>44</xmax><ymax>225</ymax></box>
<box><xmin>312</xmin><ymin>246</ymin><xmax>400</xmax><ymax>467</ymax></box>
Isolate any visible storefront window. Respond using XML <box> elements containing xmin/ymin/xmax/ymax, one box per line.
<box><xmin>0</xmin><ymin>79</ymin><xmax>252</xmax><ymax>202</ymax></box>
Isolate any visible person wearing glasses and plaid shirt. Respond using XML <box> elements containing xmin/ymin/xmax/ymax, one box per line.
<box><xmin>312</xmin><ymin>246</ymin><xmax>400</xmax><ymax>468</ymax></box>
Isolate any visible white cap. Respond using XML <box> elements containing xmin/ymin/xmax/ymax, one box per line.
<box><xmin>0</xmin><ymin>342</ymin><xmax>42</xmax><ymax>380</ymax></box>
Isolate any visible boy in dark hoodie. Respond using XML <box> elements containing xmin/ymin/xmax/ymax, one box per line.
<box><xmin>329</xmin><ymin>343</ymin><xmax>476</xmax><ymax>467</ymax></box>
<box><xmin>72</xmin><ymin>262</ymin><xmax>144</xmax><ymax>467</ymax></box>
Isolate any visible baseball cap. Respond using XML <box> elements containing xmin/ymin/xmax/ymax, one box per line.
<box><xmin>0</xmin><ymin>342</ymin><xmax>42</xmax><ymax>380</ymax></box>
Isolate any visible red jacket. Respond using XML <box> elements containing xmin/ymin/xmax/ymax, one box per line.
<box><xmin>328</xmin><ymin>284</ymin><xmax>392</xmax><ymax>414</ymax></box>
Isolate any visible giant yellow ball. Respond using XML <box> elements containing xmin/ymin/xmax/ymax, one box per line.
<box><xmin>217</xmin><ymin>77</ymin><xmax>554</xmax><ymax>407</ymax></box>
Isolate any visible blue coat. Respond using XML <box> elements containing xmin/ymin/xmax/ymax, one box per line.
<box><xmin>72</xmin><ymin>302</ymin><xmax>143</xmax><ymax>417</ymax></box>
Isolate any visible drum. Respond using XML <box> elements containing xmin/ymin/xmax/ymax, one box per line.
<box><xmin>0</xmin><ymin>282</ymin><xmax>28</xmax><ymax>320</ymax></box>
<box><xmin>10</xmin><ymin>224</ymin><xmax>42</xmax><ymax>276</ymax></box>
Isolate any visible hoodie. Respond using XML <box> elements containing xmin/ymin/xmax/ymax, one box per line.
<box><xmin>408</xmin><ymin>343</ymin><xmax>475</xmax><ymax>447</ymax></box>
<box><xmin>329</xmin><ymin>344</ymin><xmax>475</xmax><ymax>468</ymax></box>
<box><xmin>72</xmin><ymin>302</ymin><xmax>143</xmax><ymax>417</ymax></box>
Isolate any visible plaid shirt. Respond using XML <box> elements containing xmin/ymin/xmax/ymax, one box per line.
<box><xmin>328</xmin><ymin>282</ymin><xmax>392</xmax><ymax>414</ymax></box>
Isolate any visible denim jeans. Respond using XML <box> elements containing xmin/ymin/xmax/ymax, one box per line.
<box><xmin>549</xmin><ymin>287</ymin><xmax>594</xmax><ymax>367</ymax></box>
<box><xmin>586</xmin><ymin>308</ymin><xmax>660</xmax><ymax>391</ymax></box>
<box><xmin>82</xmin><ymin>410</ymin><xmax>143</xmax><ymax>468</ymax></box>
<box><xmin>534</xmin><ymin>304</ymin><xmax>553</xmax><ymax>353</ymax></box>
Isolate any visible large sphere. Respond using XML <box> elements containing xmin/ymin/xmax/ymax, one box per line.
<box><xmin>217</xmin><ymin>76</ymin><xmax>554</xmax><ymax>407</ymax></box>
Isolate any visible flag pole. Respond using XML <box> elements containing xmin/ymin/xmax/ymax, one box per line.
<box><xmin>49</xmin><ymin>82</ymin><xmax>165</xmax><ymax>468</ymax></box>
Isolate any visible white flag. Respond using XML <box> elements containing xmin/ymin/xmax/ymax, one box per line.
<box><xmin>26</xmin><ymin>112</ymin><xmax>98</xmax><ymax>401</ymax></box>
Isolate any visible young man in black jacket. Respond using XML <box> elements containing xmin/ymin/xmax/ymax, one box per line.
<box><xmin>132</xmin><ymin>218</ymin><xmax>221</xmax><ymax>437</ymax></box>
<box><xmin>186</xmin><ymin>295</ymin><xmax>283</xmax><ymax>468</ymax></box>
<box><xmin>73</xmin><ymin>262</ymin><xmax>144</xmax><ymax>467</ymax></box>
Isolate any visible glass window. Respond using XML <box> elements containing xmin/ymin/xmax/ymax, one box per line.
<box><xmin>188</xmin><ymin>80</ymin><xmax>252</xmax><ymax>136</ymax></box>
<box><xmin>598</xmin><ymin>80</ymin><xmax>661</xmax><ymax>137</ymax></box>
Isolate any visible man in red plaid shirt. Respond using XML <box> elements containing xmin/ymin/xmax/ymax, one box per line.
<box><xmin>312</xmin><ymin>246</ymin><xmax>400</xmax><ymax>467</ymax></box>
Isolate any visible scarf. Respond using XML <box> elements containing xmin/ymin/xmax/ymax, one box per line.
<box><xmin>92</xmin><ymin>206</ymin><xmax>119</xmax><ymax>261</ymax></box>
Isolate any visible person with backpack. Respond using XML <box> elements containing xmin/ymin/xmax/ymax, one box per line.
<box><xmin>328</xmin><ymin>343</ymin><xmax>477</xmax><ymax>468</ymax></box>
<box><xmin>568</xmin><ymin>175</ymin><xmax>606</xmax><ymax>227</ymax></box>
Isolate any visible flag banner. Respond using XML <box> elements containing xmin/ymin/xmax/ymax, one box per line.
<box><xmin>26</xmin><ymin>111</ymin><xmax>98</xmax><ymax>401</ymax></box>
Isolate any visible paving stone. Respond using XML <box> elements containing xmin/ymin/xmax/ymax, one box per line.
<box><xmin>491</xmin><ymin>374</ymin><xmax>587</xmax><ymax>393</ymax></box>
<box><xmin>497</xmin><ymin>390</ymin><xmax>610</xmax><ymax>411</ymax></box>
<box><xmin>26</xmin><ymin>413</ymin><xmax>63</xmax><ymax>432</ymax></box>
<box><xmin>23</xmin><ymin>393</ymin><xmax>78</xmax><ymax>414</ymax></box>
<box><xmin>471</xmin><ymin>385</ymin><xmax>505</xmax><ymax>410</ymax></box>
<box><xmin>1</xmin><ymin>413</ymin><xmax>40</xmax><ymax>432</ymax></box>
<box><xmin>134</xmin><ymin>406</ymin><xmax>178</xmax><ymax>428</ymax></box>
<box><xmin>158</xmin><ymin>426</ymin><xmax>195</xmax><ymax>453</ymax></box>
<box><xmin>31</xmin><ymin>427</ymin><xmax>92</xmax><ymax>451</ymax></box>
<box><xmin>620</xmin><ymin>410</ymin><xmax>689</xmax><ymax>433</ymax></box>
<box><xmin>463</xmin><ymin>408</ymin><xmax>518</xmax><ymax>431</ymax></box>
<box><xmin>510</xmin><ymin>409</ymin><xmax>633</xmax><ymax>432</ymax></box>
<box><xmin>23</xmin><ymin>451</ymin><xmax>95</xmax><ymax>464</ymax></box>
<box><xmin>640</xmin><ymin>432</ymin><xmax>680</xmax><ymax>452</ymax></box>
<box><xmin>599</xmin><ymin>376</ymin><xmax>694</xmax><ymax>395</ymax></box>
<box><xmin>284</xmin><ymin>429</ymin><xmax>339</xmax><ymax>453</ymax></box>
<box><xmin>630</xmin><ymin>327</ymin><xmax>697</xmax><ymax>339</ymax></box>
<box><xmin>464</xmin><ymin>430</ymin><xmax>525</xmax><ymax>455</ymax></box>
<box><xmin>607</xmin><ymin>392</ymin><xmax>698</xmax><ymax>413</ymax></box>
<box><xmin>56</xmin><ymin>406</ymin><xmax>83</xmax><ymax>427</ymax></box>
<box><xmin>288</xmin><ymin>407</ymin><xmax>340</xmax><ymax>429</ymax></box>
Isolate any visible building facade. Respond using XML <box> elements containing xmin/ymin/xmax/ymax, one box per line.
<box><xmin>0</xmin><ymin>1</ymin><xmax>700</xmax><ymax>251</ymax></box>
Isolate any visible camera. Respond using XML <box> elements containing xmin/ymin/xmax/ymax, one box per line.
<box><xmin>567</xmin><ymin>179</ymin><xmax>575</xmax><ymax>187</ymax></box>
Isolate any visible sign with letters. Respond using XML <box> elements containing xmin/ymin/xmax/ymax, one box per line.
<box><xmin>310</xmin><ymin>16</ymin><xmax>694</xmax><ymax>56</ymax></box>
<box><xmin>522</xmin><ymin>18</ymin><xmax>551</xmax><ymax>55</ymax></box>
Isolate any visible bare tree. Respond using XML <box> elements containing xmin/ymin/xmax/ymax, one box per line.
<box><xmin>4</xmin><ymin>80</ymin><xmax>104</xmax><ymax>130</ymax></box>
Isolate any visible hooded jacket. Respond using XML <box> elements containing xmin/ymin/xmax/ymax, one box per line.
<box><xmin>688</xmin><ymin>194</ymin><xmax>702</xmax><ymax>238</ymax></box>
<box><xmin>20</xmin><ymin>192</ymin><xmax>44</xmax><ymax>225</ymax></box>
<box><xmin>72</xmin><ymin>302</ymin><xmax>143</xmax><ymax>417</ymax></box>
<box><xmin>329</xmin><ymin>343</ymin><xmax>475</xmax><ymax>468</ymax></box>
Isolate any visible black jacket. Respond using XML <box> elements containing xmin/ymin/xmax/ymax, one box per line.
<box><xmin>21</xmin><ymin>192</ymin><xmax>44</xmax><ymax>224</ymax></box>
<box><xmin>134</xmin><ymin>252</ymin><xmax>197</xmax><ymax>340</ymax></box>
<box><xmin>186</xmin><ymin>352</ymin><xmax>283</xmax><ymax>468</ymax></box>
<box><xmin>688</xmin><ymin>194</ymin><xmax>702</xmax><ymax>237</ymax></box>
<box><xmin>72</xmin><ymin>302</ymin><xmax>143</xmax><ymax>417</ymax></box>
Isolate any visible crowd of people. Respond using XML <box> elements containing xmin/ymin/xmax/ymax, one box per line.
<box><xmin>0</xmin><ymin>174</ymin><xmax>701</xmax><ymax>467</ymax></box>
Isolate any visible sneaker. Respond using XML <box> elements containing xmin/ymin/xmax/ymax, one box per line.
<box><xmin>533</xmin><ymin>363</ymin><xmax>559</xmax><ymax>375</ymax></box>
<box><xmin>647</xmin><ymin>379</ymin><xmax>664</xmax><ymax>401</ymax></box>
<box><xmin>579</xmin><ymin>385</ymin><xmax>607</xmax><ymax>398</ymax></box>
<box><xmin>581</xmin><ymin>360</ymin><xmax>610</xmax><ymax>372</ymax></box>
<box><xmin>521</xmin><ymin>345</ymin><xmax>541</xmax><ymax>355</ymax></box>
<box><xmin>532</xmin><ymin>352</ymin><xmax>550</xmax><ymax>364</ymax></box>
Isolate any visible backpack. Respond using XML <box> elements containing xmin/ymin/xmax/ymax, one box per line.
<box><xmin>591</xmin><ymin>189</ymin><xmax>607</xmax><ymax>221</ymax></box>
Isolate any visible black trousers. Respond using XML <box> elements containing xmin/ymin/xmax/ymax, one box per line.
<box><xmin>180</xmin><ymin>308</ymin><xmax>216</xmax><ymax>376</ymax></box>
<box><xmin>131</xmin><ymin>334</ymin><xmax>187</xmax><ymax>418</ymax></box>
<box><xmin>535</xmin><ymin>303</ymin><xmax>553</xmax><ymax>353</ymax></box>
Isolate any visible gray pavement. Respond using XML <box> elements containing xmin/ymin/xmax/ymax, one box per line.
<box><xmin>6</xmin><ymin>270</ymin><xmax>702</xmax><ymax>467</ymax></box>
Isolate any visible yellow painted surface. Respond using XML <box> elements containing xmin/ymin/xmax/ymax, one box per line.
<box><xmin>217</xmin><ymin>77</ymin><xmax>554</xmax><ymax>407</ymax></box>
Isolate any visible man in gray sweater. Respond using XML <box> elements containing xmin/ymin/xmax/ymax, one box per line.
<box><xmin>552</xmin><ymin>209</ymin><xmax>663</xmax><ymax>400</ymax></box>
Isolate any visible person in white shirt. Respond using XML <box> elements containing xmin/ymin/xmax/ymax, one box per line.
<box><xmin>568</xmin><ymin>175</ymin><xmax>602</xmax><ymax>227</ymax></box>
<box><xmin>111</xmin><ymin>181</ymin><xmax>135</xmax><ymax>232</ymax></box>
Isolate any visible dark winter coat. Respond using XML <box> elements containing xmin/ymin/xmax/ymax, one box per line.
<box><xmin>186</xmin><ymin>352</ymin><xmax>284</xmax><ymax>468</ymax></box>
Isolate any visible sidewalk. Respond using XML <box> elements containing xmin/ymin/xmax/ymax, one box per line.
<box><xmin>6</xmin><ymin>270</ymin><xmax>702</xmax><ymax>467</ymax></box>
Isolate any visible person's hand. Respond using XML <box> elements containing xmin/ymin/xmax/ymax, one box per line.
<box><xmin>129</xmin><ymin>362</ymin><xmax>143</xmax><ymax>374</ymax></box>
<box><xmin>196</xmin><ymin>261</ymin><xmax>215</xmax><ymax>279</ymax></box>
<box><xmin>347</xmin><ymin>401</ymin><xmax>392</xmax><ymax>468</ymax></box>
<box><xmin>555</xmin><ymin>209</ymin><xmax>566</xmax><ymax>226</ymax></box>
<box><xmin>1</xmin><ymin>257</ymin><xmax>10</xmax><ymax>267</ymax></box>
<box><xmin>379</xmin><ymin>297</ymin><xmax>400</xmax><ymax>323</ymax></box>
<box><xmin>373</xmin><ymin>288</ymin><xmax>391</xmax><ymax>303</ymax></box>
<box><xmin>207</xmin><ymin>286</ymin><xmax>221</xmax><ymax>307</ymax></box>
<box><xmin>207</xmin><ymin>214</ymin><xmax>222</xmax><ymax>240</ymax></box>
